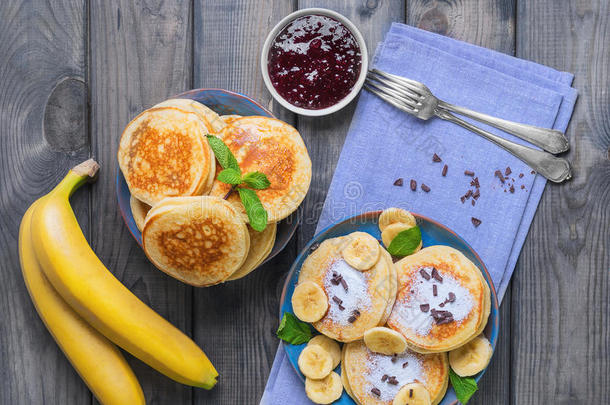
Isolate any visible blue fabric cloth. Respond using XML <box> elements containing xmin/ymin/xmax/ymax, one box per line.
<box><xmin>261</xmin><ymin>23</ymin><xmax>577</xmax><ymax>405</ymax></box>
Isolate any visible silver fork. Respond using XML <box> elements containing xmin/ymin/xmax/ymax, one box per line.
<box><xmin>364</xmin><ymin>69</ymin><xmax>572</xmax><ymax>183</ymax></box>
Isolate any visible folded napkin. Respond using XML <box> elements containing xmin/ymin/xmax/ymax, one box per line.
<box><xmin>261</xmin><ymin>23</ymin><xmax>577</xmax><ymax>405</ymax></box>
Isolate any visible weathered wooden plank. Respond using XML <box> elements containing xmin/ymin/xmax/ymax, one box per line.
<box><xmin>191</xmin><ymin>2</ymin><xmax>298</xmax><ymax>403</ymax></box>
<box><xmin>407</xmin><ymin>2</ymin><xmax>515</xmax><ymax>403</ymax></box>
<box><xmin>513</xmin><ymin>0</ymin><xmax>610</xmax><ymax>403</ymax></box>
<box><xmin>0</xmin><ymin>0</ymin><xmax>90</xmax><ymax>404</ymax></box>
<box><xmin>88</xmin><ymin>1</ymin><xmax>194</xmax><ymax>403</ymax></box>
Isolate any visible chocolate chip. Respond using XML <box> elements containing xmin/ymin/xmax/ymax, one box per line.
<box><xmin>352</xmin><ymin>309</ymin><xmax>361</xmax><ymax>317</ymax></box>
<box><xmin>464</xmin><ymin>170</ymin><xmax>475</xmax><ymax>176</ymax></box>
<box><xmin>332</xmin><ymin>296</ymin><xmax>343</xmax><ymax>305</ymax></box>
<box><xmin>448</xmin><ymin>292</ymin><xmax>456</xmax><ymax>302</ymax></box>
<box><xmin>410</xmin><ymin>179</ymin><xmax>417</xmax><ymax>191</ymax></box>
<box><xmin>431</xmin><ymin>268</ymin><xmax>443</xmax><ymax>283</ymax></box>
<box><xmin>338</xmin><ymin>304</ymin><xmax>345</xmax><ymax>311</ymax></box>
<box><xmin>391</xmin><ymin>354</ymin><xmax>398</xmax><ymax>363</ymax></box>
<box><xmin>442</xmin><ymin>164</ymin><xmax>448</xmax><ymax>176</ymax></box>
<box><xmin>348</xmin><ymin>315</ymin><xmax>357</xmax><ymax>323</ymax></box>
<box><xmin>439</xmin><ymin>302</ymin><xmax>445</xmax><ymax>307</ymax></box>
<box><xmin>471</xmin><ymin>177</ymin><xmax>480</xmax><ymax>188</ymax></box>
<box><xmin>521</xmin><ymin>185</ymin><xmax>525</xmax><ymax>189</ymax></box>
<box><xmin>509</xmin><ymin>185</ymin><xmax>515</xmax><ymax>193</ymax></box>
<box><xmin>465</xmin><ymin>189</ymin><xmax>473</xmax><ymax>199</ymax></box>
<box><xmin>433</xmin><ymin>284</ymin><xmax>438</xmax><ymax>296</ymax></box>
<box><xmin>473</xmin><ymin>189</ymin><xmax>480</xmax><ymax>200</ymax></box>
<box><xmin>421</xmin><ymin>183</ymin><xmax>431</xmax><ymax>192</ymax></box>
<box><xmin>531</xmin><ymin>170</ymin><xmax>536</xmax><ymax>174</ymax></box>
<box><xmin>519</xmin><ymin>173</ymin><xmax>524</xmax><ymax>178</ymax></box>
<box><xmin>393</xmin><ymin>178</ymin><xmax>403</xmax><ymax>187</ymax></box>
<box><xmin>419</xmin><ymin>268</ymin><xmax>431</xmax><ymax>280</ymax></box>
<box><xmin>410</xmin><ymin>388</ymin><xmax>413</xmax><ymax>398</ymax></box>
<box><xmin>460</xmin><ymin>196</ymin><xmax>466</xmax><ymax>204</ymax></box>
<box><xmin>471</xmin><ymin>199</ymin><xmax>476</xmax><ymax>206</ymax></box>
<box><xmin>387</xmin><ymin>376</ymin><xmax>399</xmax><ymax>385</ymax></box>
<box><xmin>433</xmin><ymin>153</ymin><xmax>442</xmax><ymax>162</ymax></box>
<box><xmin>505</xmin><ymin>167</ymin><xmax>512</xmax><ymax>175</ymax></box>
<box><xmin>340</xmin><ymin>278</ymin><xmax>348</xmax><ymax>292</ymax></box>
<box><xmin>420</xmin><ymin>304</ymin><xmax>430</xmax><ymax>312</ymax></box>
<box><xmin>495</xmin><ymin>170</ymin><xmax>505</xmax><ymax>183</ymax></box>
<box><xmin>403</xmin><ymin>362</ymin><xmax>409</xmax><ymax>368</ymax></box>
<box><xmin>371</xmin><ymin>387</ymin><xmax>381</xmax><ymax>397</ymax></box>
<box><xmin>471</xmin><ymin>217</ymin><xmax>482</xmax><ymax>227</ymax></box>
<box><xmin>381</xmin><ymin>374</ymin><xmax>388</xmax><ymax>382</ymax></box>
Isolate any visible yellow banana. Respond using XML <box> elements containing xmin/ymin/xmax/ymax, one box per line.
<box><xmin>19</xmin><ymin>201</ymin><xmax>145</xmax><ymax>405</ymax></box>
<box><xmin>31</xmin><ymin>160</ymin><xmax>218</xmax><ymax>389</ymax></box>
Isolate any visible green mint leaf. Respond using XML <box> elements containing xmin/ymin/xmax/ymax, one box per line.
<box><xmin>449</xmin><ymin>369</ymin><xmax>478</xmax><ymax>404</ymax></box>
<box><xmin>276</xmin><ymin>312</ymin><xmax>312</xmax><ymax>345</ymax></box>
<box><xmin>206</xmin><ymin>135</ymin><xmax>240</xmax><ymax>173</ymax></box>
<box><xmin>216</xmin><ymin>168</ymin><xmax>242</xmax><ymax>185</ymax></box>
<box><xmin>387</xmin><ymin>226</ymin><xmax>422</xmax><ymax>256</ymax></box>
<box><xmin>242</xmin><ymin>171</ymin><xmax>271</xmax><ymax>189</ymax></box>
<box><xmin>237</xmin><ymin>187</ymin><xmax>268</xmax><ymax>231</ymax></box>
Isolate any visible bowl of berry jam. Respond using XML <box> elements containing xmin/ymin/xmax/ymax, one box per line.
<box><xmin>261</xmin><ymin>8</ymin><xmax>368</xmax><ymax>116</ymax></box>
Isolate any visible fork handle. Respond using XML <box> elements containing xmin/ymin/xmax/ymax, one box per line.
<box><xmin>437</xmin><ymin>101</ymin><xmax>569</xmax><ymax>154</ymax></box>
<box><xmin>436</xmin><ymin>109</ymin><xmax>572</xmax><ymax>183</ymax></box>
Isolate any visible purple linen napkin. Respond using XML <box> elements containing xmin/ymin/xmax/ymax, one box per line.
<box><xmin>261</xmin><ymin>23</ymin><xmax>577</xmax><ymax>405</ymax></box>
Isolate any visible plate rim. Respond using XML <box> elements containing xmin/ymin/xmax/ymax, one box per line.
<box><xmin>279</xmin><ymin>209</ymin><xmax>500</xmax><ymax>405</ymax></box>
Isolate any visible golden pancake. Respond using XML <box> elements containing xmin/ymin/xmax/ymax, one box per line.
<box><xmin>153</xmin><ymin>98</ymin><xmax>226</xmax><ymax>134</ymax></box>
<box><xmin>341</xmin><ymin>344</ymin><xmax>362</xmax><ymax>405</ymax></box>
<box><xmin>220</xmin><ymin>114</ymin><xmax>242</xmax><ymax>125</ymax></box>
<box><xmin>117</xmin><ymin>107</ymin><xmax>215</xmax><ymax>205</ymax></box>
<box><xmin>226</xmin><ymin>222</ymin><xmax>277</xmax><ymax>281</ymax></box>
<box><xmin>209</xmin><ymin>116</ymin><xmax>311</xmax><ymax>223</ymax></box>
<box><xmin>344</xmin><ymin>340</ymin><xmax>448</xmax><ymax>405</ymax></box>
<box><xmin>298</xmin><ymin>235</ymin><xmax>392</xmax><ymax>342</ymax></box>
<box><xmin>142</xmin><ymin>196</ymin><xmax>249</xmax><ymax>287</ymax></box>
<box><xmin>129</xmin><ymin>195</ymin><xmax>151</xmax><ymax>232</ymax></box>
<box><xmin>387</xmin><ymin>246</ymin><xmax>489</xmax><ymax>353</ymax></box>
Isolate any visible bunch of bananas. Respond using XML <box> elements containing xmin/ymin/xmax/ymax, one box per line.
<box><xmin>18</xmin><ymin>160</ymin><xmax>218</xmax><ymax>405</ymax></box>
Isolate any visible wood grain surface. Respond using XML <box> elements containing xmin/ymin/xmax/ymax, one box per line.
<box><xmin>0</xmin><ymin>1</ymin><xmax>607</xmax><ymax>404</ymax></box>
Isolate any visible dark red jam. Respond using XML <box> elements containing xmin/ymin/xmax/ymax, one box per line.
<box><xmin>267</xmin><ymin>15</ymin><xmax>362</xmax><ymax>110</ymax></box>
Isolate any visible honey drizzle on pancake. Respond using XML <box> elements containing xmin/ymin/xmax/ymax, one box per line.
<box><xmin>364</xmin><ymin>349</ymin><xmax>424</xmax><ymax>402</ymax></box>
<box><xmin>323</xmin><ymin>259</ymin><xmax>371</xmax><ymax>326</ymax></box>
<box><xmin>392</xmin><ymin>266</ymin><xmax>474</xmax><ymax>336</ymax></box>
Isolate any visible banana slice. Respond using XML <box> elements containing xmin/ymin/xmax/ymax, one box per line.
<box><xmin>363</xmin><ymin>326</ymin><xmax>408</xmax><ymax>355</ymax></box>
<box><xmin>449</xmin><ymin>335</ymin><xmax>493</xmax><ymax>377</ymax></box>
<box><xmin>341</xmin><ymin>232</ymin><xmax>380</xmax><ymax>271</ymax></box>
<box><xmin>381</xmin><ymin>222</ymin><xmax>423</xmax><ymax>254</ymax></box>
<box><xmin>292</xmin><ymin>281</ymin><xmax>328</xmax><ymax>323</ymax></box>
<box><xmin>308</xmin><ymin>335</ymin><xmax>341</xmax><ymax>369</ymax></box>
<box><xmin>379</xmin><ymin>208</ymin><xmax>416</xmax><ymax>232</ymax></box>
<box><xmin>305</xmin><ymin>372</ymin><xmax>343</xmax><ymax>404</ymax></box>
<box><xmin>393</xmin><ymin>382</ymin><xmax>431</xmax><ymax>405</ymax></box>
<box><xmin>298</xmin><ymin>345</ymin><xmax>334</xmax><ymax>379</ymax></box>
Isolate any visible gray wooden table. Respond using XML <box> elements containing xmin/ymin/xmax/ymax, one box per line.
<box><xmin>1</xmin><ymin>1</ymin><xmax>608</xmax><ymax>404</ymax></box>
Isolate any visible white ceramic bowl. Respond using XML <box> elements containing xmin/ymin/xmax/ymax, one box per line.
<box><xmin>260</xmin><ymin>8</ymin><xmax>368</xmax><ymax>117</ymax></box>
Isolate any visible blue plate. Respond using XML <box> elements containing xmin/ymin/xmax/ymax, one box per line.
<box><xmin>116</xmin><ymin>88</ymin><xmax>298</xmax><ymax>266</ymax></box>
<box><xmin>279</xmin><ymin>210</ymin><xmax>499</xmax><ymax>405</ymax></box>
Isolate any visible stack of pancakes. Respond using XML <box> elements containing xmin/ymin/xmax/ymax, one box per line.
<box><xmin>118</xmin><ymin>99</ymin><xmax>311</xmax><ymax>286</ymax></box>
<box><xmin>292</xmin><ymin>213</ymin><xmax>491</xmax><ymax>404</ymax></box>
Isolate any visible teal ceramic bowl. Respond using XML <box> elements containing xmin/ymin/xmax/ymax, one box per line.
<box><xmin>117</xmin><ymin>88</ymin><xmax>298</xmax><ymax>266</ymax></box>
<box><xmin>279</xmin><ymin>210</ymin><xmax>499</xmax><ymax>405</ymax></box>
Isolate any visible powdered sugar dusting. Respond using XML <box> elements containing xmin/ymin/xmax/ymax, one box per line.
<box><xmin>392</xmin><ymin>266</ymin><xmax>474</xmax><ymax>336</ymax></box>
<box><xmin>323</xmin><ymin>259</ymin><xmax>371</xmax><ymax>325</ymax></box>
<box><xmin>364</xmin><ymin>349</ymin><xmax>424</xmax><ymax>402</ymax></box>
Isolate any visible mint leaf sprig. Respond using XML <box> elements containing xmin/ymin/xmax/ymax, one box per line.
<box><xmin>206</xmin><ymin>135</ymin><xmax>270</xmax><ymax>231</ymax></box>
<box><xmin>449</xmin><ymin>369</ymin><xmax>478</xmax><ymax>404</ymax></box>
<box><xmin>276</xmin><ymin>312</ymin><xmax>312</xmax><ymax>345</ymax></box>
<box><xmin>387</xmin><ymin>226</ymin><xmax>422</xmax><ymax>257</ymax></box>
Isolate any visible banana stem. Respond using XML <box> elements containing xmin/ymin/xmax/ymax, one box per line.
<box><xmin>52</xmin><ymin>159</ymin><xmax>100</xmax><ymax>199</ymax></box>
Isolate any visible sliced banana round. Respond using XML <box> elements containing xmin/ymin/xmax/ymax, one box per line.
<box><xmin>363</xmin><ymin>326</ymin><xmax>408</xmax><ymax>355</ymax></box>
<box><xmin>341</xmin><ymin>232</ymin><xmax>380</xmax><ymax>271</ymax></box>
<box><xmin>449</xmin><ymin>335</ymin><xmax>493</xmax><ymax>377</ymax></box>
<box><xmin>381</xmin><ymin>222</ymin><xmax>423</xmax><ymax>253</ymax></box>
<box><xmin>393</xmin><ymin>382</ymin><xmax>431</xmax><ymax>405</ymax></box>
<box><xmin>292</xmin><ymin>281</ymin><xmax>328</xmax><ymax>323</ymax></box>
<box><xmin>299</xmin><ymin>345</ymin><xmax>334</xmax><ymax>380</ymax></box>
<box><xmin>308</xmin><ymin>335</ymin><xmax>341</xmax><ymax>369</ymax></box>
<box><xmin>305</xmin><ymin>372</ymin><xmax>343</xmax><ymax>404</ymax></box>
<box><xmin>379</xmin><ymin>207</ymin><xmax>416</xmax><ymax>232</ymax></box>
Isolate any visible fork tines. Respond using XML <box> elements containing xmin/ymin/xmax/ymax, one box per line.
<box><xmin>365</xmin><ymin>70</ymin><xmax>424</xmax><ymax>114</ymax></box>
